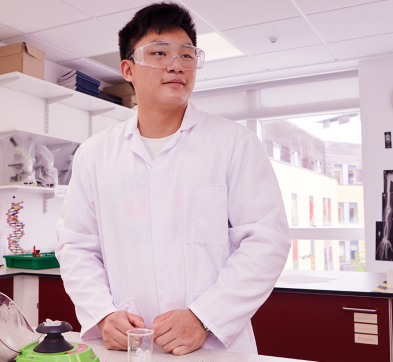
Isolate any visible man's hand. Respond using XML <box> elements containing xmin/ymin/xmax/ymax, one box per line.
<box><xmin>97</xmin><ymin>310</ymin><xmax>146</xmax><ymax>350</ymax></box>
<box><xmin>150</xmin><ymin>310</ymin><xmax>209</xmax><ymax>356</ymax></box>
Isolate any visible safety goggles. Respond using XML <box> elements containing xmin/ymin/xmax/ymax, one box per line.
<box><xmin>129</xmin><ymin>42</ymin><xmax>205</xmax><ymax>70</ymax></box>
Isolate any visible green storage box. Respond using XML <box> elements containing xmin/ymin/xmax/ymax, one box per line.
<box><xmin>4</xmin><ymin>252</ymin><xmax>59</xmax><ymax>270</ymax></box>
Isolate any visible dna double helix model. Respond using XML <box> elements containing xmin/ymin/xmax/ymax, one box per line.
<box><xmin>6</xmin><ymin>201</ymin><xmax>25</xmax><ymax>254</ymax></box>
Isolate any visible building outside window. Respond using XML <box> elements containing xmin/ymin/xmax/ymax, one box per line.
<box><xmin>273</xmin><ymin>143</ymin><xmax>281</xmax><ymax>161</ymax></box>
<box><xmin>260</xmin><ymin>112</ymin><xmax>365</xmax><ymax>272</ymax></box>
<box><xmin>292</xmin><ymin>193</ymin><xmax>298</xmax><ymax>226</ymax></box>
<box><xmin>349</xmin><ymin>203</ymin><xmax>358</xmax><ymax>223</ymax></box>
<box><xmin>348</xmin><ymin>165</ymin><xmax>357</xmax><ymax>185</ymax></box>
<box><xmin>338</xmin><ymin>203</ymin><xmax>344</xmax><ymax>223</ymax></box>
<box><xmin>323</xmin><ymin>198</ymin><xmax>331</xmax><ymax>226</ymax></box>
<box><xmin>334</xmin><ymin>164</ymin><xmax>343</xmax><ymax>184</ymax></box>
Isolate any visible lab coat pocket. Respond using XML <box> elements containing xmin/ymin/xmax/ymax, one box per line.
<box><xmin>184</xmin><ymin>182</ymin><xmax>228</xmax><ymax>245</ymax></box>
<box><xmin>115</xmin><ymin>298</ymin><xmax>139</xmax><ymax>315</ymax></box>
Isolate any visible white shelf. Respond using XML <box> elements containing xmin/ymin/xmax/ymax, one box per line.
<box><xmin>0</xmin><ymin>72</ymin><xmax>135</xmax><ymax>121</ymax></box>
<box><xmin>0</xmin><ymin>185</ymin><xmax>55</xmax><ymax>195</ymax></box>
<box><xmin>0</xmin><ymin>128</ymin><xmax>80</xmax><ymax>149</ymax></box>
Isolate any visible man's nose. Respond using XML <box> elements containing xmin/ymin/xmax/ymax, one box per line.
<box><xmin>167</xmin><ymin>55</ymin><xmax>184</xmax><ymax>72</ymax></box>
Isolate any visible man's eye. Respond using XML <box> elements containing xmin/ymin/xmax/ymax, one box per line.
<box><xmin>181</xmin><ymin>54</ymin><xmax>193</xmax><ymax>59</ymax></box>
<box><xmin>153</xmin><ymin>51</ymin><xmax>166</xmax><ymax>56</ymax></box>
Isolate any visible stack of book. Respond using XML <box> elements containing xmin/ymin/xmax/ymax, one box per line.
<box><xmin>99</xmin><ymin>90</ymin><xmax>122</xmax><ymax>105</ymax></box>
<box><xmin>57</xmin><ymin>70</ymin><xmax>101</xmax><ymax>98</ymax></box>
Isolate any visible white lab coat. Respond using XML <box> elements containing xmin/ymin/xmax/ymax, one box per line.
<box><xmin>55</xmin><ymin>102</ymin><xmax>291</xmax><ymax>355</ymax></box>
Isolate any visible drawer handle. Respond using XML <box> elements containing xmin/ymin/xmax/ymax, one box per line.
<box><xmin>342</xmin><ymin>307</ymin><xmax>377</xmax><ymax>313</ymax></box>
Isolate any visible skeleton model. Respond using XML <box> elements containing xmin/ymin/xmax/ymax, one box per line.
<box><xmin>377</xmin><ymin>171</ymin><xmax>393</xmax><ymax>260</ymax></box>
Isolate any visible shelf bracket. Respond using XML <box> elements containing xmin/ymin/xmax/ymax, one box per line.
<box><xmin>47</xmin><ymin>94</ymin><xmax>73</xmax><ymax>105</ymax></box>
<box><xmin>43</xmin><ymin>192</ymin><xmax>55</xmax><ymax>214</ymax></box>
<box><xmin>0</xmin><ymin>76</ymin><xmax>20</xmax><ymax>87</ymax></box>
<box><xmin>89</xmin><ymin>108</ymin><xmax>116</xmax><ymax>137</ymax></box>
<box><xmin>45</xmin><ymin>94</ymin><xmax>73</xmax><ymax>134</ymax></box>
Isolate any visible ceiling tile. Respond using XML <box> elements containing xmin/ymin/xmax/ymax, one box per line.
<box><xmin>97</xmin><ymin>7</ymin><xmax>143</xmax><ymax>32</ymax></box>
<box><xmin>31</xmin><ymin>19</ymin><xmax>119</xmax><ymax>57</ymax></box>
<box><xmin>196</xmin><ymin>56</ymin><xmax>265</xmax><ymax>81</ymax></box>
<box><xmin>61</xmin><ymin>0</ymin><xmax>150</xmax><ymax>17</ymax></box>
<box><xmin>294</xmin><ymin>0</ymin><xmax>384</xmax><ymax>14</ymax></box>
<box><xmin>90</xmin><ymin>52</ymin><xmax>121</xmax><ymax>72</ymax></box>
<box><xmin>328</xmin><ymin>33</ymin><xmax>393</xmax><ymax>59</ymax></box>
<box><xmin>0</xmin><ymin>24</ymin><xmax>22</xmax><ymax>40</ymax></box>
<box><xmin>58</xmin><ymin>58</ymin><xmax>122</xmax><ymax>81</ymax></box>
<box><xmin>191</xmin><ymin>13</ymin><xmax>215</xmax><ymax>36</ymax></box>
<box><xmin>252</xmin><ymin>45</ymin><xmax>335</xmax><ymax>70</ymax></box>
<box><xmin>1</xmin><ymin>34</ymin><xmax>76</xmax><ymax>62</ymax></box>
<box><xmin>223</xmin><ymin>17</ymin><xmax>321</xmax><ymax>55</ymax></box>
<box><xmin>182</xmin><ymin>0</ymin><xmax>299</xmax><ymax>31</ymax></box>
<box><xmin>0</xmin><ymin>0</ymin><xmax>89</xmax><ymax>34</ymax></box>
<box><xmin>307</xmin><ymin>1</ymin><xmax>393</xmax><ymax>43</ymax></box>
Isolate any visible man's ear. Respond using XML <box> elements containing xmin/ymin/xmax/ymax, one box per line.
<box><xmin>120</xmin><ymin>60</ymin><xmax>134</xmax><ymax>83</ymax></box>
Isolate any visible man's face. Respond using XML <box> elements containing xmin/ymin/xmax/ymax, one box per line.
<box><xmin>122</xmin><ymin>28</ymin><xmax>197</xmax><ymax>109</ymax></box>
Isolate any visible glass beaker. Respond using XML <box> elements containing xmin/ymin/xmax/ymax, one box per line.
<box><xmin>127</xmin><ymin>328</ymin><xmax>154</xmax><ymax>362</ymax></box>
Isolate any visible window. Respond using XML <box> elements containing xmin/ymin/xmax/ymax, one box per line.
<box><xmin>260</xmin><ymin>112</ymin><xmax>364</xmax><ymax>272</ymax></box>
<box><xmin>334</xmin><ymin>164</ymin><xmax>343</xmax><ymax>184</ymax></box>
<box><xmin>338</xmin><ymin>203</ymin><xmax>344</xmax><ymax>223</ymax></box>
<box><xmin>348</xmin><ymin>165</ymin><xmax>356</xmax><ymax>185</ymax></box>
<box><xmin>309</xmin><ymin>196</ymin><xmax>314</xmax><ymax>225</ymax></box>
<box><xmin>323</xmin><ymin>198</ymin><xmax>331</xmax><ymax>225</ymax></box>
<box><xmin>350</xmin><ymin>240</ymin><xmax>359</xmax><ymax>260</ymax></box>
<box><xmin>292</xmin><ymin>193</ymin><xmax>299</xmax><ymax>226</ymax></box>
<box><xmin>349</xmin><ymin>203</ymin><xmax>358</xmax><ymax>223</ymax></box>
<box><xmin>273</xmin><ymin>143</ymin><xmax>281</xmax><ymax>161</ymax></box>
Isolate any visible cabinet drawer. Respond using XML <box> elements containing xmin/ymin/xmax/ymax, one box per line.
<box><xmin>39</xmin><ymin>276</ymin><xmax>81</xmax><ymax>332</ymax></box>
<box><xmin>0</xmin><ymin>277</ymin><xmax>13</xmax><ymax>300</ymax></box>
<box><xmin>251</xmin><ymin>292</ymin><xmax>390</xmax><ymax>362</ymax></box>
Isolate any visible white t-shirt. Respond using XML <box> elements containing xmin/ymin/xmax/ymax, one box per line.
<box><xmin>140</xmin><ymin>133</ymin><xmax>174</xmax><ymax>160</ymax></box>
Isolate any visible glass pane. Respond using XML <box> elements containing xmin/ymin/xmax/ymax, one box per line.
<box><xmin>284</xmin><ymin>240</ymin><xmax>366</xmax><ymax>272</ymax></box>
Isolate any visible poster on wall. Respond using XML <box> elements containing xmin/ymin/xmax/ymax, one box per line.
<box><xmin>376</xmin><ymin>170</ymin><xmax>393</xmax><ymax>261</ymax></box>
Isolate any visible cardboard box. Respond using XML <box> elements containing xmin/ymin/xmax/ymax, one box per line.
<box><xmin>104</xmin><ymin>83</ymin><xmax>137</xmax><ymax>108</ymax></box>
<box><xmin>0</xmin><ymin>42</ymin><xmax>45</xmax><ymax>80</ymax></box>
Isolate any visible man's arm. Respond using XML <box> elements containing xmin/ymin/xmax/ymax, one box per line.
<box><xmin>55</xmin><ymin>146</ymin><xmax>144</xmax><ymax>348</ymax></box>
<box><xmin>188</xmin><ymin>132</ymin><xmax>291</xmax><ymax>347</ymax></box>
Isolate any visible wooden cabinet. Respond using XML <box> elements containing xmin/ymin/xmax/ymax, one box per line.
<box><xmin>251</xmin><ymin>291</ymin><xmax>390</xmax><ymax>362</ymax></box>
<box><xmin>39</xmin><ymin>276</ymin><xmax>81</xmax><ymax>332</ymax></box>
<box><xmin>0</xmin><ymin>276</ymin><xmax>13</xmax><ymax>299</ymax></box>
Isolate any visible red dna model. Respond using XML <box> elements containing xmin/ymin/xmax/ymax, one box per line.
<box><xmin>6</xmin><ymin>201</ymin><xmax>25</xmax><ymax>254</ymax></box>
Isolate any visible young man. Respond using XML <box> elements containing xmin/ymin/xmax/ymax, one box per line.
<box><xmin>56</xmin><ymin>2</ymin><xmax>291</xmax><ymax>356</ymax></box>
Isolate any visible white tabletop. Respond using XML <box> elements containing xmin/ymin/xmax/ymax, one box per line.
<box><xmin>65</xmin><ymin>332</ymin><xmax>311</xmax><ymax>362</ymax></box>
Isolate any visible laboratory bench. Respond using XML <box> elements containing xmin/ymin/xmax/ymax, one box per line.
<box><xmin>65</xmin><ymin>331</ymin><xmax>311</xmax><ymax>362</ymax></box>
<box><xmin>1</xmin><ymin>267</ymin><xmax>392</xmax><ymax>362</ymax></box>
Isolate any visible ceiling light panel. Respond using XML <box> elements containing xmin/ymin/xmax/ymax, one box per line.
<box><xmin>197</xmin><ymin>33</ymin><xmax>243</xmax><ymax>62</ymax></box>
<box><xmin>31</xmin><ymin>19</ymin><xmax>119</xmax><ymax>58</ymax></box>
<box><xmin>307</xmin><ymin>1</ymin><xmax>393</xmax><ymax>43</ymax></box>
<box><xmin>294</xmin><ymin>0</ymin><xmax>383</xmax><ymax>15</ymax></box>
<box><xmin>61</xmin><ymin>0</ymin><xmax>150</xmax><ymax>17</ymax></box>
<box><xmin>1</xmin><ymin>34</ymin><xmax>76</xmax><ymax>62</ymax></box>
<box><xmin>223</xmin><ymin>17</ymin><xmax>321</xmax><ymax>55</ymax></box>
<box><xmin>0</xmin><ymin>0</ymin><xmax>89</xmax><ymax>34</ymax></box>
<box><xmin>252</xmin><ymin>45</ymin><xmax>335</xmax><ymax>70</ymax></box>
<box><xmin>182</xmin><ymin>0</ymin><xmax>299</xmax><ymax>31</ymax></box>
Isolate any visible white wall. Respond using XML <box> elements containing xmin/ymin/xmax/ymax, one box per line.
<box><xmin>359</xmin><ymin>54</ymin><xmax>393</xmax><ymax>273</ymax></box>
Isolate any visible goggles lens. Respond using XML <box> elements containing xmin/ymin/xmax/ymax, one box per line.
<box><xmin>131</xmin><ymin>42</ymin><xmax>205</xmax><ymax>70</ymax></box>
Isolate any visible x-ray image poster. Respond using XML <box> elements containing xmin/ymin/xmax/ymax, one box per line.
<box><xmin>376</xmin><ymin>170</ymin><xmax>393</xmax><ymax>261</ymax></box>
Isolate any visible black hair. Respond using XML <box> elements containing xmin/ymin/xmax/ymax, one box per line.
<box><xmin>119</xmin><ymin>2</ymin><xmax>197</xmax><ymax>62</ymax></box>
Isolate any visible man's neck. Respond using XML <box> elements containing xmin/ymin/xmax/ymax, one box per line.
<box><xmin>137</xmin><ymin>102</ymin><xmax>187</xmax><ymax>139</ymax></box>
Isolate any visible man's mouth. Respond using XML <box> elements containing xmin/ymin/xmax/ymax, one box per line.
<box><xmin>163</xmin><ymin>79</ymin><xmax>185</xmax><ymax>85</ymax></box>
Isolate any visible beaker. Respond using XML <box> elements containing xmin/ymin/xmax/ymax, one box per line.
<box><xmin>127</xmin><ymin>328</ymin><xmax>154</xmax><ymax>362</ymax></box>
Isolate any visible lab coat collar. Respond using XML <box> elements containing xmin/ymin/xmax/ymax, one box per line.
<box><xmin>124</xmin><ymin>101</ymin><xmax>198</xmax><ymax>139</ymax></box>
